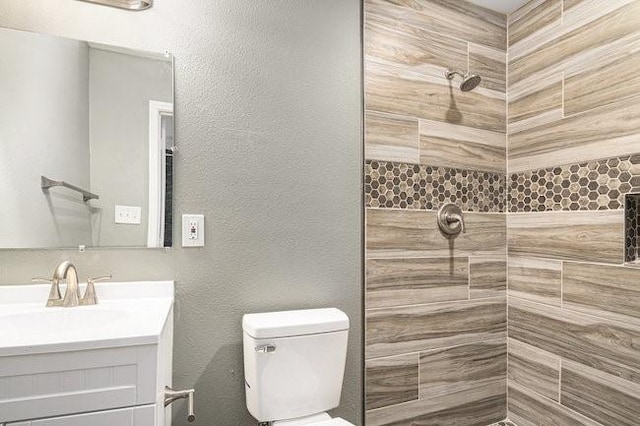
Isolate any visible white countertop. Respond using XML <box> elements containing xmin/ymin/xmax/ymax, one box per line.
<box><xmin>0</xmin><ymin>281</ymin><xmax>174</xmax><ymax>357</ymax></box>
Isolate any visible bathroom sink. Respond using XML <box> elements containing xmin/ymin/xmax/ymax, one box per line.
<box><xmin>0</xmin><ymin>280</ymin><xmax>174</xmax><ymax>424</ymax></box>
<box><xmin>0</xmin><ymin>280</ymin><xmax>174</xmax><ymax>356</ymax></box>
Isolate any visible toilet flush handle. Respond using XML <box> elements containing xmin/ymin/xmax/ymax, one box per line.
<box><xmin>255</xmin><ymin>343</ymin><xmax>276</xmax><ymax>353</ymax></box>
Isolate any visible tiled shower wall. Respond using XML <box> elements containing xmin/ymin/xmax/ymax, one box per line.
<box><xmin>364</xmin><ymin>0</ymin><xmax>507</xmax><ymax>424</ymax></box>
<box><xmin>506</xmin><ymin>1</ymin><xmax>640</xmax><ymax>425</ymax></box>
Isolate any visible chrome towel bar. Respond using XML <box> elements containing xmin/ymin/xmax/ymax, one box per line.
<box><xmin>41</xmin><ymin>175</ymin><xmax>99</xmax><ymax>202</ymax></box>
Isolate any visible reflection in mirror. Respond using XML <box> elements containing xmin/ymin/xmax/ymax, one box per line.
<box><xmin>0</xmin><ymin>27</ymin><xmax>174</xmax><ymax>249</ymax></box>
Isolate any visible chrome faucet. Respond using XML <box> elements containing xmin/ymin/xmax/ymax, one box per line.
<box><xmin>33</xmin><ymin>261</ymin><xmax>111</xmax><ymax>307</ymax></box>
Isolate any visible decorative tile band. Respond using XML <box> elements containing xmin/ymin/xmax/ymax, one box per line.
<box><xmin>508</xmin><ymin>155</ymin><xmax>640</xmax><ymax>213</ymax></box>
<box><xmin>625</xmin><ymin>194</ymin><xmax>639</xmax><ymax>263</ymax></box>
<box><xmin>365</xmin><ymin>160</ymin><xmax>506</xmax><ymax>213</ymax></box>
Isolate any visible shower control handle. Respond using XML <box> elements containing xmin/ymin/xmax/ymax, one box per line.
<box><xmin>437</xmin><ymin>204</ymin><xmax>466</xmax><ymax>237</ymax></box>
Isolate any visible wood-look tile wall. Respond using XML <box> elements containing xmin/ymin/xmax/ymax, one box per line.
<box><xmin>506</xmin><ymin>1</ymin><xmax>640</xmax><ymax>425</ymax></box>
<box><xmin>364</xmin><ymin>0</ymin><xmax>507</xmax><ymax>424</ymax></box>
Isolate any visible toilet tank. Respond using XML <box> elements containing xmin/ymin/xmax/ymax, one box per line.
<box><xmin>243</xmin><ymin>308</ymin><xmax>349</xmax><ymax>422</ymax></box>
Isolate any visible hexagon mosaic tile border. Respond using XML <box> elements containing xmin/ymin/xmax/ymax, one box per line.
<box><xmin>625</xmin><ymin>194</ymin><xmax>640</xmax><ymax>263</ymax></box>
<box><xmin>508</xmin><ymin>155</ymin><xmax>640</xmax><ymax>213</ymax></box>
<box><xmin>365</xmin><ymin>160</ymin><xmax>506</xmax><ymax>213</ymax></box>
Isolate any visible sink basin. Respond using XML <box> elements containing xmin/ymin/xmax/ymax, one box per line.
<box><xmin>0</xmin><ymin>280</ymin><xmax>174</xmax><ymax>356</ymax></box>
<box><xmin>3</xmin><ymin>308</ymin><xmax>128</xmax><ymax>339</ymax></box>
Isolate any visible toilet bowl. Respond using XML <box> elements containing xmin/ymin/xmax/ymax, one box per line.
<box><xmin>273</xmin><ymin>413</ymin><xmax>353</xmax><ymax>425</ymax></box>
<box><xmin>242</xmin><ymin>308</ymin><xmax>355</xmax><ymax>426</ymax></box>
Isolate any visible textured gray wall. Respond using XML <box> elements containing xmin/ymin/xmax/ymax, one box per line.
<box><xmin>0</xmin><ymin>1</ymin><xmax>363</xmax><ymax>425</ymax></box>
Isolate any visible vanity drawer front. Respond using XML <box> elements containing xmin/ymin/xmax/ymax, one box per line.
<box><xmin>6</xmin><ymin>403</ymin><xmax>156</xmax><ymax>425</ymax></box>
<box><xmin>0</xmin><ymin>345</ymin><xmax>159</xmax><ymax>423</ymax></box>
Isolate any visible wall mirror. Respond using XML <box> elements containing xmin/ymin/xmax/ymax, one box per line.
<box><xmin>0</xmin><ymin>26</ymin><xmax>174</xmax><ymax>249</ymax></box>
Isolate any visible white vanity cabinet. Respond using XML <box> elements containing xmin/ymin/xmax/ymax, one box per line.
<box><xmin>0</xmin><ymin>281</ymin><xmax>175</xmax><ymax>426</ymax></box>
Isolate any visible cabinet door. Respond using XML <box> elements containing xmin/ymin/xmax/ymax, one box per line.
<box><xmin>7</xmin><ymin>404</ymin><xmax>156</xmax><ymax>426</ymax></box>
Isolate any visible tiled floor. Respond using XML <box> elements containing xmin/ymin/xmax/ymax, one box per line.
<box><xmin>490</xmin><ymin>421</ymin><xmax>517</xmax><ymax>426</ymax></box>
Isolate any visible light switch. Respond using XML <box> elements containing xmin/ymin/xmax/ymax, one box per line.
<box><xmin>115</xmin><ymin>205</ymin><xmax>142</xmax><ymax>224</ymax></box>
<box><xmin>182</xmin><ymin>214</ymin><xmax>205</xmax><ymax>247</ymax></box>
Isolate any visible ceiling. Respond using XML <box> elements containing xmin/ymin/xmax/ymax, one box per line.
<box><xmin>467</xmin><ymin>0</ymin><xmax>529</xmax><ymax>14</ymax></box>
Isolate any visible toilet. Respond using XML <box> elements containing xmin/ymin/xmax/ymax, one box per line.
<box><xmin>243</xmin><ymin>308</ymin><xmax>354</xmax><ymax>425</ymax></box>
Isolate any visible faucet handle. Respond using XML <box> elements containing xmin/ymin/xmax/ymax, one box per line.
<box><xmin>32</xmin><ymin>277</ymin><xmax>54</xmax><ymax>283</ymax></box>
<box><xmin>80</xmin><ymin>275</ymin><xmax>111</xmax><ymax>306</ymax></box>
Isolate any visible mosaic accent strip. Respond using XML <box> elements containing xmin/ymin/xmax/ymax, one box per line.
<box><xmin>365</xmin><ymin>160</ymin><xmax>505</xmax><ymax>213</ymax></box>
<box><xmin>508</xmin><ymin>155</ymin><xmax>639</xmax><ymax>213</ymax></box>
<box><xmin>625</xmin><ymin>194</ymin><xmax>640</xmax><ymax>263</ymax></box>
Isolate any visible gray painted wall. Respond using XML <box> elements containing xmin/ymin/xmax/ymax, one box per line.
<box><xmin>0</xmin><ymin>1</ymin><xmax>363</xmax><ymax>425</ymax></box>
<box><xmin>89</xmin><ymin>48</ymin><xmax>172</xmax><ymax>247</ymax></box>
<box><xmin>0</xmin><ymin>28</ymin><xmax>92</xmax><ymax>248</ymax></box>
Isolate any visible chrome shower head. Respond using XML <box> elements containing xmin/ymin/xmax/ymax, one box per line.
<box><xmin>445</xmin><ymin>70</ymin><xmax>482</xmax><ymax>92</ymax></box>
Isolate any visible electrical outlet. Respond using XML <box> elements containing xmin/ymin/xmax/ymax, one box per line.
<box><xmin>182</xmin><ymin>214</ymin><xmax>204</xmax><ymax>247</ymax></box>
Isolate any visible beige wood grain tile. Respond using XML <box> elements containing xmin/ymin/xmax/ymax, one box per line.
<box><xmin>419</xmin><ymin>340</ymin><xmax>506</xmax><ymax>399</ymax></box>
<box><xmin>563</xmin><ymin>262</ymin><xmax>640</xmax><ymax>323</ymax></box>
<box><xmin>419</xmin><ymin>119</ymin><xmax>506</xmax><ymax>173</ymax></box>
<box><xmin>509</xmin><ymin>0</ymin><xmax>635</xmax><ymax>63</ymax></box>
<box><xmin>508</xmin><ymin>0</ymin><xmax>561</xmax><ymax>47</ymax></box>
<box><xmin>366</xmin><ymin>257</ymin><xmax>468</xmax><ymax>309</ymax></box>
<box><xmin>565</xmin><ymin>53</ymin><xmax>640</xmax><ymax>116</ymax></box>
<box><xmin>366</xmin><ymin>61</ymin><xmax>506</xmax><ymax>133</ymax></box>
<box><xmin>563</xmin><ymin>0</ymin><xmax>583</xmax><ymax>11</ymax></box>
<box><xmin>562</xmin><ymin>0</ymin><xmax>637</xmax><ymax>33</ymax></box>
<box><xmin>563</xmin><ymin>30</ymin><xmax>640</xmax><ymax>79</ymax></box>
<box><xmin>508</xmin><ymin>382</ymin><xmax>601</xmax><ymax>426</ymax></box>
<box><xmin>508</xmin><ymin>297</ymin><xmax>640</xmax><ymax>384</ymax></box>
<box><xmin>509</xmin><ymin>1</ymin><xmax>640</xmax><ymax>86</ymax></box>
<box><xmin>509</xmin><ymin>94</ymin><xmax>640</xmax><ymax>171</ymax></box>
<box><xmin>561</xmin><ymin>360</ymin><xmax>640</xmax><ymax>426</ymax></box>
<box><xmin>469</xmin><ymin>43</ymin><xmax>506</xmax><ymax>93</ymax></box>
<box><xmin>367</xmin><ymin>381</ymin><xmax>505</xmax><ymax>426</ymax></box>
<box><xmin>365</xmin><ymin>111</ymin><xmax>419</xmax><ymax>163</ymax></box>
<box><xmin>508</xmin><ymin>79</ymin><xmax>562</xmax><ymax>125</ymax></box>
<box><xmin>366</xmin><ymin>297</ymin><xmax>506</xmax><ymax>359</ymax></box>
<box><xmin>508</xmin><ymin>337</ymin><xmax>560</xmax><ymax>401</ymax></box>
<box><xmin>507</xmin><ymin>108</ymin><xmax>562</xmax><ymax>137</ymax></box>
<box><xmin>469</xmin><ymin>256</ymin><xmax>506</xmax><ymax>299</ymax></box>
<box><xmin>509</xmin><ymin>0</ymin><xmax>547</xmax><ymax>24</ymax></box>
<box><xmin>365</xmin><ymin>7</ymin><xmax>467</xmax><ymax>74</ymax></box>
<box><xmin>507</xmin><ymin>211</ymin><xmax>624</xmax><ymax>264</ymax></box>
<box><xmin>365</xmin><ymin>0</ymin><xmax>506</xmax><ymax>51</ymax></box>
<box><xmin>366</xmin><ymin>353</ymin><xmax>419</xmax><ymax>410</ymax></box>
<box><xmin>367</xmin><ymin>209</ymin><xmax>506</xmax><ymax>259</ymax></box>
<box><xmin>508</xmin><ymin>256</ymin><xmax>561</xmax><ymax>306</ymax></box>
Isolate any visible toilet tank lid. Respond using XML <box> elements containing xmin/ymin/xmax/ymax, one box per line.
<box><xmin>243</xmin><ymin>308</ymin><xmax>349</xmax><ymax>338</ymax></box>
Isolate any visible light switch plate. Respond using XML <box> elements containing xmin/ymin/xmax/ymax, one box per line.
<box><xmin>182</xmin><ymin>214</ymin><xmax>205</xmax><ymax>247</ymax></box>
<box><xmin>115</xmin><ymin>205</ymin><xmax>142</xmax><ymax>224</ymax></box>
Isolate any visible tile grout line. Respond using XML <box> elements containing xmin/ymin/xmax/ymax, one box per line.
<box><xmin>468</xmin><ymin>256</ymin><xmax>471</xmax><ymax>300</ymax></box>
<box><xmin>561</xmin><ymin>71</ymin><xmax>565</xmax><ymax>118</ymax></box>
<box><xmin>560</xmin><ymin>260</ymin><xmax>564</xmax><ymax>309</ymax></box>
<box><xmin>558</xmin><ymin>358</ymin><xmax>562</xmax><ymax>403</ymax></box>
<box><xmin>505</xmin><ymin>7</ymin><xmax>510</xmax><ymax>407</ymax></box>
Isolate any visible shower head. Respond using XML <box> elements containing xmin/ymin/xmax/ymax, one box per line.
<box><xmin>445</xmin><ymin>70</ymin><xmax>482</xmax><ymax>92</ymax></box>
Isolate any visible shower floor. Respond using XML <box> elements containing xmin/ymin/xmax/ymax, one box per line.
<box><xmin>490</xmin><ymin>421</ymin><xmax>517</xmax><ymax>426</ymax></box>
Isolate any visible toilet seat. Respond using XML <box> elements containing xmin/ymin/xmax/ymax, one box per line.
<box><xmin>273</xmin><ymin>413</ymin><xmax>355</xmax><ymax>426</ymax></box>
